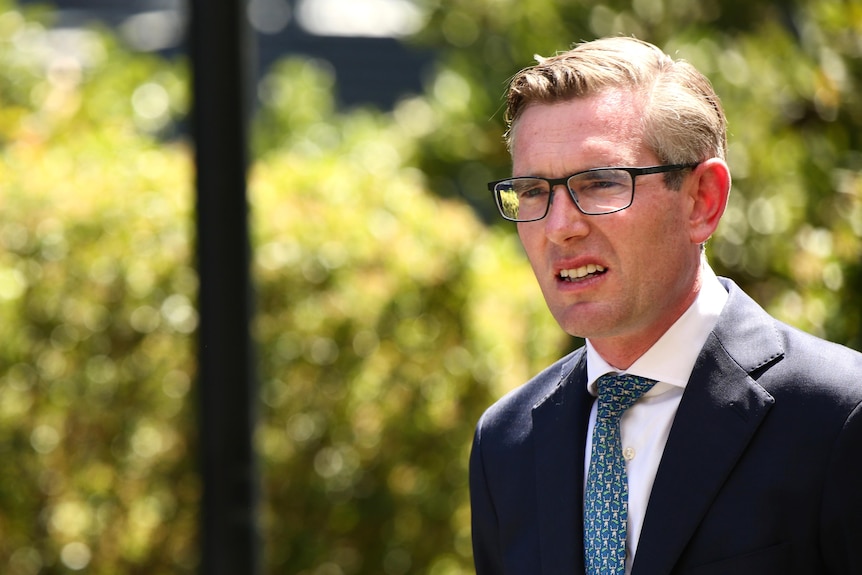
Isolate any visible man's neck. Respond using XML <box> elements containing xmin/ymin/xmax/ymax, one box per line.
<box><xmin>587</xmin><ymin>260</ymin><xmax>712</xmax><ymax>370</ymax></box>
<box><xmin>589</xmin><ymin>306</ymin><xmax>694</xmax><ymax>370</ymax></box>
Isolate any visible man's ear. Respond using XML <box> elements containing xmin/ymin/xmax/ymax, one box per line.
<box><xmin>687</xmin><ymin>158</ymin><xmax>731</xmax><ymax>245</ymax></box>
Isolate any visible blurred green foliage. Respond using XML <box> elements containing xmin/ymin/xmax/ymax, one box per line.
<box><xmin>0</xmin><ymin>1</ymin><xmax>562</xmax><ymax>573</ymax></box>
<box><xmin>0</xmin><ymin>6</ymin><xmax>199</xmax><ymax>574</ymax></box>
<box><xmin>250</xmin><ymin>69</ymin><xmax>562</xmax><ymax>573</ymax></box>
<box><xmin>1</xmin><ymin>0</ymin><xmax>861</xmax><ymax>573</ymax></box>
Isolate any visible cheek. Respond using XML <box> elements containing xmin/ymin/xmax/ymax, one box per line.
<box><xmin>517</xmin><ymin>224</ymin><xmax>542</xmax><ymax>262</ymax></box>
<box><xmin>618</xmin><ymin>202</ymin><xmax>689</xmax><ymax>270</ymax></box>
<box><xmin>631</xmin><ymin>219</ymin><xmax>697</xmax><ymax>296</ymax></box>
<box><xmin>639</xmin><ymin>191</ymin><xmax>688</xmax><ymax>239</ymax></box>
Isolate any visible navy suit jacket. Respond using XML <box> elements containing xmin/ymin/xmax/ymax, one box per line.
<box><xmin>470</xmin><ymin>279</ymin><xmax>862</xmax><ymax>574</ymax></box>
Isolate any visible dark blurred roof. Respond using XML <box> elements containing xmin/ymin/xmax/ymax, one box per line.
<box><xmin>18</xmin><ymin>0</ymin><xmax>434</xmax><ymax>110</ymax></box>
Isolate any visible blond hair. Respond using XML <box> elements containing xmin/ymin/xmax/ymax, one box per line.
<box><xmin>504</xmin><ymin>37</ymin><xmax>726</xmax><ymax>187</ymax></box>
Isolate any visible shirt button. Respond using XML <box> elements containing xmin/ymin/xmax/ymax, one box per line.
<box><xmin>623</xmin><ymin>447</ymin><xmax>636</xmax><ymax>461</ymax></box>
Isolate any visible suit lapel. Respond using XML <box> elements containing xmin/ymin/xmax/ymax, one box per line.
<box><xmin>532</xmin><ymin>350</ymin><xmax>593</xmax><ymax>575</ymax></box>
<box><xmin>632</xmin><ymin>280</ymin><xmax>783</xmax><ymax>574</ymax></box>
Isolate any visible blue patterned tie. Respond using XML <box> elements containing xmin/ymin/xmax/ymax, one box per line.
<box><xmin>584</xmin><ymin>373</ymin><xmax>656</xmax><ymax>574</ymax></box>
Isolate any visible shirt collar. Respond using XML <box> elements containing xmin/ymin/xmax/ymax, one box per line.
<box><xmin>586</xmin><ymin>262</ymin><xmax>728</xmax><ymax>395</ymax></box>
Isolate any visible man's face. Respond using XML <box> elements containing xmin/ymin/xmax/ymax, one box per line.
<box><xmin>512</xmin><ymin>89</ymin><xmax>704</xmax><ymax>362</ymax></box>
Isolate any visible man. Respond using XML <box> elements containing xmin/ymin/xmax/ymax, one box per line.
<box><xmin>470</xmin><ymin>36</ymin><xmax>862</xmax><ymax>575</ymax></box>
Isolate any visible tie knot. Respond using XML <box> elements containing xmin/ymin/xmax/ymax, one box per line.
<box><xmin>595</xmin><ymin>373</ymin><xmax>656</xmax><ymax>420</ymax></box>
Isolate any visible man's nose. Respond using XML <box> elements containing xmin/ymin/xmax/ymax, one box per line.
<box><xmin>544</xmin><ymin>185</ymin><xmax>590</xmax><ymax>243</ymax></box>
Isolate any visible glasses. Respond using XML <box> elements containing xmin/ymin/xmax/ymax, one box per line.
<box><xmin>488</xmin><ymin>163</ymin><xmax>699</xmax><ymax>222</ymax></box>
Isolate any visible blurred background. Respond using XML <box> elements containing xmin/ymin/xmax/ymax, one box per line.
<box><xmin>0</xmin><ymin>0</ymin><xmax>860</xmax><ymax>573</ymax></box>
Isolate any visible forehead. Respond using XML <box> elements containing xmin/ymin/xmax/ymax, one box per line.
<box><xmin>510</xmin><ymin>90</ymin><xmax>649</xmax><ymax>173</ymax></box>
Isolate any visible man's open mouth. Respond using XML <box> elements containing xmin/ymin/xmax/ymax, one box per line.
<box><xmin>559</xmin><ymin>264</ymin><xmax>606</xmax><ymax>281</ymax></box>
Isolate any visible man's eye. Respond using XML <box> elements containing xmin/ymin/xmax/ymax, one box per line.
<box><xmin>588</xmin><ymin>179</ymin><xmax>624</xmax><ymax>189</ymax></box>
<box><xmin>518</xmin><ymin>186</ymin><xmax>548</xmax><ymax>199</ymax></box>
<box><xmin>579</xmin><ymin>179</ymin><xmax>627</xmax><ymax>194</ymax></box>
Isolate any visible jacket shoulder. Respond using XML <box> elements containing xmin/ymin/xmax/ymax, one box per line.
<box><xmin>475</xmin><ymin>347</ymin><xmax>585</xmax><ymax>439</ymax></box>
<box><xmin>769</xmin><ymin>319</ymin><xmax>862</xmax><ymax>401</ymax></box>
<box><xmin>716</xmin><ymin>278</ymin><xmax>862</xmax><ymax>405</ymax></box>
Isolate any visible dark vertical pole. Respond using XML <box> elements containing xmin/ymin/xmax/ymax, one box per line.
<box><xmin>190</xmin><ymin>1</ymin><xmax>260</xmax><ymax>574</ymax></box>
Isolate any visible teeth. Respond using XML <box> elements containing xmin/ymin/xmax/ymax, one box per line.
<box><xmin>560</xmin><ymin>264</ymin><xmax>605</xmax><ymax>280</ymax></box>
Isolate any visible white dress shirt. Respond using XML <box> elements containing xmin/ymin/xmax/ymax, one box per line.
<box><xmin>584</xmin><ymin>263</ymin><xmax>728</xmax><ymax>573</ymax></box>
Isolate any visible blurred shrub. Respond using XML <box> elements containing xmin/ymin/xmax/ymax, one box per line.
<box><xmin>250</xmin><ymin>87</ymin><xmax>564</xmax><ymax>572</ymax></box>
<box><xmin>0</xmin><ymin>1</ymin><xmax>564</xmax><ymax>573</ymax></box>
<box><xmin>0</xmin><ymin>3</ymin><xmax>198</xmax><ymax>574</ymax></box>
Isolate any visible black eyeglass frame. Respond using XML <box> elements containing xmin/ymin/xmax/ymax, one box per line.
<box><xmin>487</xmin><ymin>163</ymin><xmax>700</xmax><ymax>222</ymax></box>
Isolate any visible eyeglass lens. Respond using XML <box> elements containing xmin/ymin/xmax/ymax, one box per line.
<box><xmin>495</xmin><ymin>168</ymin><xmax>633</xmax><ymax>221</ymax></box>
